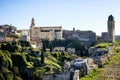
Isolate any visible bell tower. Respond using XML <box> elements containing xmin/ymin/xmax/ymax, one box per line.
<box><xmin>108</xmin><ymin>15</ymin><xmax>115</xmax><ymax>42</ymax></box>
<box><xmin>30</xmin><ymin>18</ymin><xmax>36</xmax><ymax>41</ymax></box>
<box><xmin>30</xmin><ymin>18</ymin><xmax>35</xmax><ymax>29</ymax></box>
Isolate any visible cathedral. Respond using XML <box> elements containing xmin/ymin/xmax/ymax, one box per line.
<box><xmin>30</xmin><ymin>18</ymin><xmax>63</xmax><ymax>43</ymax></box>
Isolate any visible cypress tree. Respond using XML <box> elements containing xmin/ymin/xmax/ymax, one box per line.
<box><xmin>41</xmin><ymin>40</ymin><xmax>46</xmax><ymax>65</ymax></box>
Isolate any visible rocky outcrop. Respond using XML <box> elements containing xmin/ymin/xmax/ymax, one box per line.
<box><xmin>88</xmin><ymin>46</ymin><xmax>113</xmax><ymax>67</ymax></box>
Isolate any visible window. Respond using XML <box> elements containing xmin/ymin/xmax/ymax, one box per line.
<box><xmin>41</xmin><ymin>30</ymin><xmax>50</xmax><ymax>32</ymax></box>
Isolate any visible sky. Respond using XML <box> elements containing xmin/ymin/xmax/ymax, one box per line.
<box><xmin>0</xmin><ymin>0</ymin><xmax>120</xmax><ymax>35</ymax></box>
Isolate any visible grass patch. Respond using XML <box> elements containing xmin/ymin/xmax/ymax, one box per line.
<box><xmin>80</xmin><ymin>69</ymin><xmax>101</xmax><ymax>80</ymax></box>
<box><xmin>95</xmin><ymin>43</ymin><xmax>111</xmax><ymax>49</ymax></box>
<box><xmin>45</xmin><ymin>58</ymin><xmax>61</xmax><ymax>69</ymax></box>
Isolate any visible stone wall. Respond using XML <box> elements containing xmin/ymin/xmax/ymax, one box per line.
<box><xmin>88</xmin><ymin>46</ymin><xmax>113</xmax><ymax>67</ymax></box>
<box><xmin>63</xmin><ymin>30</ymin><xmax>96</xmax><ymax>50</ymax></box>
<box><xmin>101</xmin><ymin>32</ymin><xmax>108</xmax><ymax>42</ymax></box>
<box><xmin>63</xmin><ymin>30</ymin><xmax>96</xmax><ymax>43</ymax></box>
<box><xmin>30</xmin><ymin>26</ymin><xmax>62</xmax><ymax>41</ymax></box>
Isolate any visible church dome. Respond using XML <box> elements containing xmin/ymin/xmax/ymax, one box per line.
<box><xmin>108</xmin><ymin>15</ymin><xmax>114</xmax><ymax>21</ymax></box>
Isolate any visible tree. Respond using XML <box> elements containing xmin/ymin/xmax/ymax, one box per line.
<box><xmin>9</xmin><ymin>34</ymin><xmax>19</xmax><ymax>39</ymax></box>
<box><xmin>41</xmin><ymin>40</ymin><xmax>46</xmax><ymax>65</ymax></box>
<box><xmin>49</xmin><ymin>41</ymin><xmax>53</xmax><ymax>52</ymax></box>
<box><xmin>71</xmin><ymin>39</ymin><xmax>83</xmax><ymax>51</ymax></box>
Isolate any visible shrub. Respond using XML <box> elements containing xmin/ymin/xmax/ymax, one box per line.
<box><xmin>32</xmin><ymin>67</ymin><xmax>45</xmax><ymax>80</ymax></box>
<box><xmin>114</xmin><ymin>40</ymin><xmax>120</xmax><ymax>46</ymax></box>
<box><xmin>95</xmin><ymin>43</ymin><xmax>111</xmax><ymax>49</ymax></box>
<box><xmin>13</xmin><ymin>66</ymin><xmax>19</xmax><ymax>75</ymax></box>
<box><xmin>11</xmin><ymin>53</ymin><xmax>27</xmax><ymax>67</ymax></box>
<box><xmin>0</xmin><ymin>42</ymin><xmax>21</xmax><ymax>52</ymax></box>
<box><xmin>0</xmin><ymin>51</ymin><xmax>13</xmax><ymax>69</ymax></box>
<box><xmin>45</xmin><ymin>59</ymin><xmax>61</xmax><ymax>69</ymax></box>
<box><xmin>0</xmin><ymin>73</ymin><xmax>5</xmax><ymax>80</ymax></box>
<box><xmin>80</xmin><ymin>69</ymin><xmax>101</xmax><ymax>80</ymax></box>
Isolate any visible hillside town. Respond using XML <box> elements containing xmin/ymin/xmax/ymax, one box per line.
<box><xmin>0</xmin><ymin>14</ymin><xmax>119</xmax><ymax>80</ymax></box>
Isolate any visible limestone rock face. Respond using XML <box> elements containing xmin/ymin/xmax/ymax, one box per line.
<box><xmin>88</xmin><ymin>46</ymin><xmax>113</xmax><ymax>67</ymax></box>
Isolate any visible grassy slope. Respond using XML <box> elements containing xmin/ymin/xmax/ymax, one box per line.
<box><xmin>80</xmin><ymin>42</ymin><xmax>120</xmax><ymax>80</ymax></box>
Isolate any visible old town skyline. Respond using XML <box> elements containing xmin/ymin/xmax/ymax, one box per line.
<box><xmin>0</xmin><ymin>0</ymin><xmax>120</xmax><ymax>35</ymax></box>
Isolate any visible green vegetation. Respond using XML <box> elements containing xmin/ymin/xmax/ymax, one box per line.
<box><xmin>2</xmin><ymin>40</ymin><xmax>119</xmax><ymax>80</ymax></box>
<box><xmin>80</xmin><ymin>41</ymin><xmax>120</xmax><ymax>80</ymax></box>
<box><xmin>0</xmin><ymin>40</ymin><xmax>75</xmax><ymax>80</ymax></box>
<box><xmin>114</xmin><ymin>40</ymin><xmax>120</xmax><ymax>46</ymax></box>
<box><xmin>0</xmin><ymin>50</ymin><xmax>13</xmax><ymax>69</ymax></box>
<box><xmin>42</xmin><ymin>39</ymin><xmax>84</xmax><ymax>52</ymax></box>
<box><xmin>80</xmin><ymin>69</ymin><xmax>101</xmax><ymax>80</ymax></box>
<box><xmin>9</xmin><ymin>34</ymin><xmax>19</xmax><ymax>39</ymax></box>
<box><xmin>50</xmin><ymin>52</ymin><xmax>73</xmax><ymax>61</ymax></box>
<box><xmin>95</xmin><ymin>43</ymin><xmax>111</xmax><ymax>48</ymax></box>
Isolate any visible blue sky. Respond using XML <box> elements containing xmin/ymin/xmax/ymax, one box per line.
<box><xmin>0</xmin><ymin>0</ymin><xmax>120</xmax><ymax>35</ymax></box>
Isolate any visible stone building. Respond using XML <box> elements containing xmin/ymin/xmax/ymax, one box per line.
<box><xmin>16</xmin><ymin>29</ymin><xmax>30</xmax><ymax>37</ymax></box>
<box><xmin>0</xmin><ymin>24</ymin><xmax>16</xmax><ymax>33</ymax></box>
<box><xmin>63</xmin><ymin>29</ymin><xmax>96</xmax><ymax>42</ymax></box>
<box><xmin>101</xmin><ymin>15</ymin><xmax>115</xmax><ymax>43</ymax></box>
<box><xmin>30</xmin><ymin>18</ymin><xmax>63</xmax><ymax>42</ymax></box>
<box><xmin>101</xmin><ymin>32</ymin><xmax>108</xmax><ymax>42</ymax></box>
<box><xmin>16</xmin><ymin>29</ymin><xmax>30</xmax><ymax>41</ymax></box>
<box><xmin>0</xmin><ymin>24</ymin><xmax>17</xmax><ymax>41</ymax></box>
<box><xmin>63</xmin><ymin>28</ymin><xmax>96</xmax><ymax>48</ymax></box>
<box><xmin>75</xmin><ymin>30</ymin><xmax>96</xmax><ymax>42</ymax></box>
<box><xmin>0</xmin><ymin>32</ymin><xmax>5</xmax><ymax>41</ymax></box>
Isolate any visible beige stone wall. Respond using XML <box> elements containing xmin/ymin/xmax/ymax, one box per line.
<box><xmin>30</xmin><ymin>26</ymin><xmax>62</xmax><ymax>41</ymax></box>
<box><xmin>39</xmin><ymin>30</ymin><xmax>53</xmax><ymax>40</ymax></box>
<box><xmin>39</xmin><ymin>27</ymin><xmax>62</xmax><ymax>40</ymax></box>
